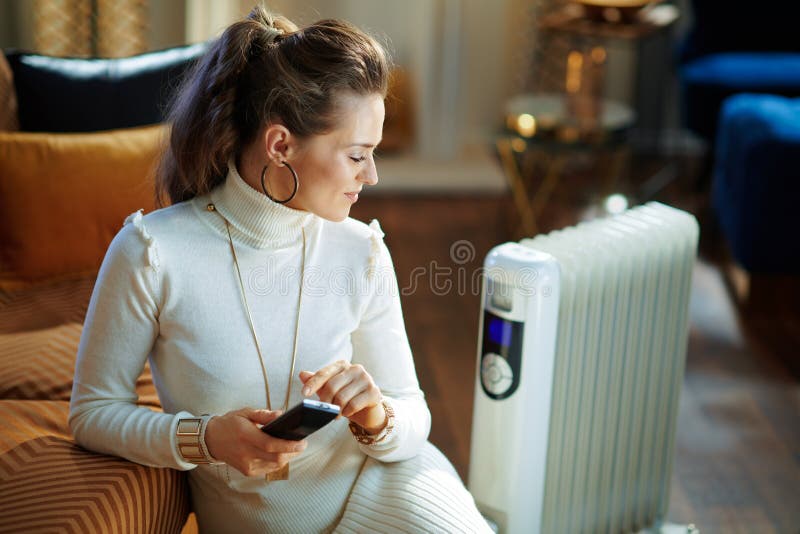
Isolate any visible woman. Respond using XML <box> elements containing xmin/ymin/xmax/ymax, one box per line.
<box><xmin>69</xmin><ymin>6</ymin><xmax>491</xmax><ymax>533</ymax></box>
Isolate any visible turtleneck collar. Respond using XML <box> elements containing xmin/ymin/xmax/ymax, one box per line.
<box><xmin>207</xmin><ymin>160</ymin><xmax>314</xmax><ymax>249</ymax></box>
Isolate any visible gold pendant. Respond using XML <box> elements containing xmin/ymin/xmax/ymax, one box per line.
<box><xmin>266</xmin><ymin>463</ymin><xmax>289</xmax><ymax>482</ymax></box>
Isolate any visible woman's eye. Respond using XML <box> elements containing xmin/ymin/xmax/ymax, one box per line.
<box><xmin>350</xmin><ymin>156</ymin><xmax>367</xmax><ymax>163</ymax></box>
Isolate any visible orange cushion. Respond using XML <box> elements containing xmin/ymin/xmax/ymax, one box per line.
<box><xmin>0</xmin><ymin>52</ymin><xmax>19</xmax><ymax>131</ymax></box>
<box><xmin>0</xmin><ymin>276</ymin><xmax>161</xmax><ymax>405</ymax></box>
<box><xmin>0</xmin><ymin>400</ymin><xmax>190</xmax><ymax>532</ymax></box>
<box><xmin>0</xmin><ymin>124</ymin><xmax>167</xmax><ymax>290</ymax></box>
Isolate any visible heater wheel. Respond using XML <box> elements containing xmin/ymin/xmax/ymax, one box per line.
<box><xmin>481</xmin><ymin>353</ymin><xmax>514</xmax><ymax>395</ymax></box>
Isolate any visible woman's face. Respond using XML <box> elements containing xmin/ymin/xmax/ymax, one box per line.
<box><xmin>282</xmin><ymin>93</ymin><xmax>385</xmax><ymax>222</ymax></box>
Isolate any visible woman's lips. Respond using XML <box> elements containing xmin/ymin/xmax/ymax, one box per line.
<box><xmin>344</xmin><ymin>192</ymin><xmax>359</xmax><ymax>203</ymax></box>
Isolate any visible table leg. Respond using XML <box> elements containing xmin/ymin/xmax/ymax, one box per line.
<box><xmin>531</xmin><ymin>150</ymin><xmax>567</xmax><ymax>219</ymax></box>
<box><xmin>497</xmin><ymin>138</ymin><xmax>537</xmax><ymax>237</ymax></box>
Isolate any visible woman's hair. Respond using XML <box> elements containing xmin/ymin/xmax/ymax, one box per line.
<box><xmin>156</xmin><ymin>5</ymin><xmax>391</xmax><ymax>206</ymax></box>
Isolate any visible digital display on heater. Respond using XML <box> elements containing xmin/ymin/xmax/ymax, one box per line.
<box><xmin>481</xmin><ymin>310</ymin><xmax>523</xmax><ymax>400</ymax></box>
<box><xmin>487</xmin><ymin>318</ymin><xmax>513</xmax><ymax>347</ymax></box>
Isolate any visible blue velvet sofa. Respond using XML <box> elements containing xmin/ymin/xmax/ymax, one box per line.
<box><xmin>678</xmin><ymin>0</ymin><xmax>800</xmax><ymax>143</ymax></box>
<box><xmin>711</xmin><ymin>94</ymin><xmax>800</xmax><ymax>274</ymax></box>
<box><xmin>678</xmin><ymin>1</ymin><xmax>800</xmax><ymax>277</ymax></box>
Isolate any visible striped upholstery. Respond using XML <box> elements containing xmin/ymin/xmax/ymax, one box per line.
<box><xmin>0</xmin><ymin>276</ymin><xmax>191</xmax><ymax>533</ymax></box>
<box><xmin>0</xmin><ymin>400</ymin><xmax>190</xmax><ymax>533</ymax></box>
<box><xmin>0</xmin><ymin>277</ymin><xmax>159</xmax><ymax>406</ymax></box>
<box><xmin>0</xmin><ymin>276</ymin><xmax>94</xmax><ymax>328</ymax></box>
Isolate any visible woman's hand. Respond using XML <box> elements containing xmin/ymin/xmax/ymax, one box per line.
<box><xmin>204</xmin><ymin>407</ymin><xmax>307</xmax><ymax>477</ymax></box>
<box><xmin>299</xmin><ymin>360</ymin><xmax>387</xmax><ymax>434</ymax></box>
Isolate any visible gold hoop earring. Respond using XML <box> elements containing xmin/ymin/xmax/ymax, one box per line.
<box><xmin>260</xmin><ymin>161</ymin><xmax>299</xmax><ymax>204</ymax></box>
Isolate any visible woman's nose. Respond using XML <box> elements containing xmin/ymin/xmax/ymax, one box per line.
<box><xmin>359</xmin><ymin>158</ymin><xmax>379</xmax><ymax>186</ymax></box>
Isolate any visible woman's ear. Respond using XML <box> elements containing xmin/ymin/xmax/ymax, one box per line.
<box><xmin>262</xmin><ymin>123</ymin><xmax>294</xmax><ymax>165</ymax></box>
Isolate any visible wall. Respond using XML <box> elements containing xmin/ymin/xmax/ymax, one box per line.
<box><xmin>0</xmin><ymin>1</ymin><xmax>187</xmax><ymax>52</ymax></box>
<box><xmin>0</xmin><ymin>0</ymin><xmax>18</xmax><ymax>49</ymax></box>
<box><xmin>149</xmin><ymin>1</ymin><xmax>186</xmax><ymax>51</ymax></box>
<box><xmin>0</xmin><ymin>0</ymin><xmax>536</xmax><ymax>191</ymax></box>
<box><xmin>255</xmin><ymin>0</ymin><xmax>461</xmax><ymax>159</ymax></box>
<box><xmin>0</xmin><ymin>0</ymin><xmax>33</xmax><ymax>50</ymax></box>
<box><xmin>260</xmin><ymin>0</ymin><xmax>510</xmax><ymax>190</ymax></box>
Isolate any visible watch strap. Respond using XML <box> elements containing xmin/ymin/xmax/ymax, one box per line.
<box><xmin>177</xmin><ymin>414</ymin><xmax>221</xmax><ymax>464</ymax></box>
<box><xmin>349</xmin><ymin>398</ymin><xmax>395</xmax><ymax>445</ymax></box>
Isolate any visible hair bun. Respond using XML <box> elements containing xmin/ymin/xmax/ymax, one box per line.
<box><xmin>247</xmin><ymin>5</ymin><xmax>297</xmax><ymax>44</ymax></box>
<box><xmin>262</xmin><ymin>25</ymin><xmax>284</xmax><ymax>41</ymax></box>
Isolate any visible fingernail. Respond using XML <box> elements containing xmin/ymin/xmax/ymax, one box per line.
<box><xmin>302</xmin><ymin>387</ymin><xmax>310</xmax><ymax>396</ymax></box>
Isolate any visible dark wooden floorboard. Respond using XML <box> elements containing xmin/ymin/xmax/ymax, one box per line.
<box><xmin>350</xmin><ymin>157</ymin><xmax>799</xmax><ymax>533</ymax></box>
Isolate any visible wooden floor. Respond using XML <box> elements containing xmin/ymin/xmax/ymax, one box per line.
<box><xmin>349</xmin><ymin>155</ymin><xmax>800</xmax><ymax>534</ymax></box>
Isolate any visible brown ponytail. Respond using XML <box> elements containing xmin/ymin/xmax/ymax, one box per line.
<box><xmin>156</xmin><ymin>5</ymin><xmax>390</xmax><ymax>206</ymax></box>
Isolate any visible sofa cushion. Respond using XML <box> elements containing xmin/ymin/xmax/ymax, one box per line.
<box><xmin>682</xmin><ymin>53</ymin><xmax>800</xmax><ymax>92</ymax></box>
<box><xmin>0</xmin><ymin>124</ymin><xmax>167</xmax><ymax>290</ymax></box>
<box><xmin>4</xmin><ymin>42</ymin><xmax>207</xmax><ymax>132</ymax></box>
<box><xmin>680</xmin><ymin>52</ymin><xmax>800</xmax><ymax>140</ymax></box>
<box><xmin>712</xmin><ymin>94</ymin><xmax>800</xmax><ymax>273</ymax></box>
<box><xmin>0</xmin><ymin>276</ymin><xmax>161</xmax><ymax>404</ymax></box>
<box><xmin>0</xmin><ymin>400</ymin><xmax>190</xmax><ymax>532</ymax></box>
<box><xmin>0</xmin><ymin>52</ymin><xmax>19</xmax><ymax>131</ymax></box>
<box><xmin>0</xmin><ymin>322</ymin><xmax>161</xmax><ymax>404</ymax></box>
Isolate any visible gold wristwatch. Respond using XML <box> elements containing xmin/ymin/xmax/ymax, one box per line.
<box><xmin>349</xmin><ymin>399</ymin><xmax>395</xmax><ymax>445</ymax></box>
<box><xmin>177</xmin><ymin>414</ymin><xmax>221</xmax><ymax>464</ymax></box>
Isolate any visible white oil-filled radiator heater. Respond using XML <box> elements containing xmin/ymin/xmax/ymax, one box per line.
<box><xmin>468</xmin><ymin>202</ymin><xmax>699</xmax><ymax>533</ymax></box>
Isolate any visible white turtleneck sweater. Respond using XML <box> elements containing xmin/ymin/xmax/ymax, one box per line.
<box><xmin>69</xmin><ymin>164</ymin><xmax>490</xmax><ymax>533</ymax></box>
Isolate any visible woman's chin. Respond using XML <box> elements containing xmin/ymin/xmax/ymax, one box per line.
<box><xmin>314</xmin><ymin>207</ymin><xmax>351</xmax><ymax>223</ymax></box>
<box><xmin>290</xmin><ymin>198</ymin><xmax>350</xmax><ymax>222</ymax></box>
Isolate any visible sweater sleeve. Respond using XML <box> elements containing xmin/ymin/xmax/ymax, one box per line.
<box><xmin>349</xmin><ymin>220</ymin><xmax>431</xmax><ymax>462</ymax></box>
<box><xmin>69</xmin><ymin>211</ymin><xmax>197</xmax><ymax>471</ymax></box>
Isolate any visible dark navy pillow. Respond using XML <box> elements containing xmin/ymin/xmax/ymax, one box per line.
<box><xmin>5</xmin><ymin>42</ymin><xmax>208</xmax><ymax>133</ymax></box>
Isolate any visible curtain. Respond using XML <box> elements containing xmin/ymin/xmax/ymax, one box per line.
<box><xmin>33</xmin><ymin>0</ymin><xmax>148</xmax><ymax>58</ymax></box>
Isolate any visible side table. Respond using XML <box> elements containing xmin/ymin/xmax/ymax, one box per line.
<box><xmin>498</xmin><ymin>92</ymin><xmax>635</xmax><ymax>237</ymax></box>
<box><xmin>535</xmin><ymin>3</ymin><xmax>679</xmax><ymax>148</ymax></box>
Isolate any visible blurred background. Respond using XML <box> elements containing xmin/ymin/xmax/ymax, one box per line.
<box><xmin>0</xmin><ymin>0</ymin><xmax>699</xmax><ymax>189</ymax></box>
<box><xmin>0</xmin><ymin>1</ymin><xmax>798</xmax><ymax>532</ymax></box>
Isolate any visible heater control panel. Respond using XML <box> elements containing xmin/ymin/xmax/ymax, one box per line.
<box><xmin>480</xmin><ymin>310</ymin><xmax>523</xmax><ymax>400</ymax></box>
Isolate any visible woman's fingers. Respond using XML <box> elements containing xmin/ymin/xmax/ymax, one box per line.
<box><xmin>249</xmin><ymin>431</ymin><xmax>307</xmax><ymax>454</ymax></box>
<box><xmin>298</xmin><ymin>361</ymin><xmax>384</xmax><ymax>428</ymax></box>
<box><xmin>332</xmin><ymin>379</ymin><xmax>368</xmax><ymax>413</ymax></box>
<box><xmin>316</xmin><ymin>367</ymin><xmax>358</xmax><ymax>404</ymax></box>
<box><xmin>204</xmin><ymin>406</ymin><xmax>313</xmax><ymax>479</ymax></box>
<box><xmin>303</xmin><ymin>363</ymin><xmax>371</xmax><ymax>402</ymax></box>
<box><xmin>245</xmin><ymin>446</ymin><xmax>303</xmax><ymax>465</ymax></box>
<box><xmin>236</xmin><ymin>448</ymin><xmax>303</xmax><ymax>477</ymax></box>
<box><xmin>342</xmin><ymin>387</ymin><xmax>381</xmax><ymax>418</ymax></box>
<box><xmin>236</xmin><ymin>409</ymin><xmax>307</xmax><ymax>456</ymax></box>
<box><xmin>298</xmin><ymin>370</ymin><xmax>314</xmax><ymax>384</ymax></box>
<box><xmin>301</xmin><ymin>360</ymin><xmax>348</xmax><ymax>396</ymax></box>
<box><xmin>243</xmin><ymin>408</ymin><xmax>283</xmax><ymax>426</ymax></box>
<box><xmin>274</xmin><ymin>451</ymin><xmax>301</xmax><ymax>465</ymax></box>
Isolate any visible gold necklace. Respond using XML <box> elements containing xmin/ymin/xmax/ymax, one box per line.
<box><xmin>206</xmin><ymin>202</ymin><xmax>306</xmax><ymax>481</ymax></box>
